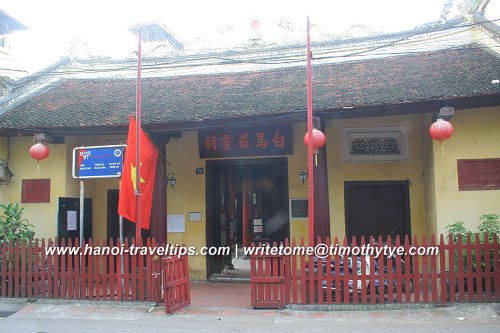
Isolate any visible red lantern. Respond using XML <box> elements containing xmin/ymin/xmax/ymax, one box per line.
<box><xmin>30</xmin><ymin>142</ymin><xmax>49</xmax><ymax>161</ymax></box>
<box><xmin>251</xmin><ymin>19</ymin><xmax>260</xmax><ymax>30</ymax></box>
<box><xmin>304</xmin><ymin>128</ymin><xmax>326</xmax><ymax>154</ymax></box>
<box><xmin>429</xmin><ymin>118</ymin><xmax>453</xmax><ymax>141</ymax></box>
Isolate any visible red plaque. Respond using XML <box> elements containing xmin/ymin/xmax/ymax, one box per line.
<box><xmin>457</xmin><ymin>159</ymin><xmax>500</xmax><ymax>191</ymax></box>
<box><xmin>21</xmin><ymin>178</ymin><xmax>51</xmax><ymax>203</ymax></box>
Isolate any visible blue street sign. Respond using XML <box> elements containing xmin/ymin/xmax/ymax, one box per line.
<box><xmin>72</xmin><ymin>145</ymin><xmax>126</xmax><ymax>179</ymax></box>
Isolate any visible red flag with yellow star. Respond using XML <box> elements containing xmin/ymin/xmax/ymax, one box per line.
<box><xmin>118</xmin><ymin>116</ymin><xmax>159</xmax><ymax>230</ymax></box>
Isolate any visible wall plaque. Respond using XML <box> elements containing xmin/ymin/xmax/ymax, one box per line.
<box><xmin>457</xmin><ymin>158</ymin><xmax>500</xmax><ymax>191</ymax></box>
<box><xmin>290</xmin><ymin>198</ymin><xmax>308</xmax><ymax>219</ymax></box>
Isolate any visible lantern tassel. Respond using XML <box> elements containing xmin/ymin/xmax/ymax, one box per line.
<box><xmin>440</xmin><ymin>141</ymin><xmax>445</xmax><ymax>157</ymax></box>
<box><xmin>37</xmin><ymin>160</ymin><xmax>40</xmax><ymax>174</ymax></box>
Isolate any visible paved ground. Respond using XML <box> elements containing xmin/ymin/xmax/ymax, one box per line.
<box><xmin>1</xmin><ymin>282</ymin><xmax>499</xmax><ymax>333</ymax></box>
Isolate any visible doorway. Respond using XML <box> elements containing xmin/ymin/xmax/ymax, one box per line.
<box><xmin>206</xmin><ymin>158</ymin><xmax>289</xmax><ymax>279</ymax></box>
<box><xmin>57</xmin><ymin>197</ymin><xmax>93</xmax><ymax>240</ymax></box>
<box><xmin>344</xmin><ymin>181</ymin><xmax>411</xmax><ymax>243</ymax></box>
<box><xmin>107</xmin><ymin>189</ymin><xmax>150</xmax><ymax>241</ymax></box>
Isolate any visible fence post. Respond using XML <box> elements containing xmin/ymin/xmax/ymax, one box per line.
<box><xmin>405</xmin><ymin>235</ymin><xmax>413</xmax><ymax>303</ymax></box>
<box><xmin>493</xmin><ymin>235</ymin><xmax>500</xmax><ymax>303</ymax></box>
<box><xmin>439</xmin><ymin>234</ymin><xmax>447</xmax><ymax>304</ymax></box>
<box><xmin>284</xmin><ymin>238</ymin><xmax>291</xmax><ymax>305</ymax></box>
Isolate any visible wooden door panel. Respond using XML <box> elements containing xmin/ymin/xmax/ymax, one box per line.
<box><xmin>345</xmin><ymin>181</ymin><xmax>410</xmax><ymax>243</ymax></box>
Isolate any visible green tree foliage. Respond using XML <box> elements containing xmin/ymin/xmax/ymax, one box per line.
<box><xmin>446</xmin><ymin>213</ymin><xmax>499</xmax><ymax>272</ymax></box>
<box><xmin>0</xmin><ymin>203</ymin><xmax>35</xmax><ymax>244</ymax></box>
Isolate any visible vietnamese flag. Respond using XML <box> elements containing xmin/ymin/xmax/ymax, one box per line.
<box><xmin>118</xmin><ymin>116</ymin><xmax>159</xmax><ymax>230</ymax></box>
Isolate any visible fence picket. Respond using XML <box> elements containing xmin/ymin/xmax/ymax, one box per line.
<box><xmin>422</xmin><ymin>235</ymin><xmax>429</xmax><ymax>303</ymax></box>
<box><xmin>20</xmin><ymin>241</ymin><xmax>26</xmax><ymax>298</ymax></box>
<box><xmin>406</xmin><ymin>235</ymin><xmax>415</xmax><ymax>303</ymax></box>
<box><xmin>123</xmin><ymin>238</ymin><xmax>130</xmax><ymax>301</ymax></box>
<box><xmin>448</xmin><ymin>235</ymin><xmax>455</xmax><ymax>303</ymax></box>
<box><xmin>307</xmin><ymin>246</ymin><xmax>315</xmax><ymax>304</ymax></box>
<box><xmin>359</xmin><ymin>236</ymin><xmax>368</xmax><ymax>304</ymax></box>
<box><xmin>250</xmin><ymin>243</ymin><xmax>257</xmax><ymax>306</ymax></box>
<box><xmin>60</xmin><ymin>238</ymin><xmax>67</xmax><ymax>299</ymax></box>
<box><xmin>492</xmin><ymin>235</ymin><xmax>500</xmax><ymax>303</ymax></box>
<box><xmin>430</xmin><ymin>235</ymin><xmax>438</xmax><ymax>303</ymax></box>
<box><xmin>474</xmin><ymin>234</ymin><xmax>482</xmax><ymax>301</ymax></box>
<box><xmin>290</xmin><ymin>238</ymin><xmax>298</xmax><ymax>304</ymax></box>
<box><xmin>465</xmin><ymin>235</ymin><xmax>474</xmax><ymax>302</ymax></box>
<box><xmin>67</xmin><ymin>238</ymin><xmax>74</xmax><ymax>299</ymax></box>
<box><xmin>439</xmin><ymin>235</ymin><xmax>447</xmax><ymax>304</ymax></box>
<box><xmin>325</xmin><ymin>237</ymin><xmax>333</xmax><ymax>304</ymax></box>
<box><xmin>483</xmin><ymin>234</ymin><xmax>492</xmax><ymax>302</ymax></box>
<box><xmin>138</xmin><ymin>239</ymin><xmax>145</xmax><ymax>302</ymax></box>
<box><xmin>33</xmin><ymin>240</ymin><xmax>40</xmax><ymax>299</ymax></box>
<box><xmin>284</xmin><ymin>238</ymin><xmax>291</xmax><ymax>305</ymax></box>
<box><xmin>299</xmin><ymin>238</ymin><xmax>306</xmax><ymax>304</ymax></box>
<box><xmin>76</xmin><ymin>238</ymin><xmax>83</xmax><ymax>299</ymax></box>
<box><xmin>377</xmin><ymin>236</ymin><xmax>384</xmax><ymax>304</ymax></box>
<box><xmin>368</xmin><ymin>236</ymin><xmax>376</xmax><ymax>304</ymax></box>
<box><xmin>145</xmin><ymin>238</ymin><xmax>153</xmax><ymax>302</ymax></box>
<box><xmin>13</xmin><ymin>239</ymin><xmax>20</xmax><ymax>297</ymax></box>
<box><xmin>386</xmin><ymin>235</ymin><xmax>394</xmax><ymax>304</ymax></box>
<box><xmin>1</xmin><ymin>242</ymin><xmax>6</xmax><ymax>297</ymax></box>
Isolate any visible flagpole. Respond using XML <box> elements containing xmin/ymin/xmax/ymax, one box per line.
<box><xmin>306</xmin><ymin>16</ymin><xmax>315</xmax><ymax>247</ymax></box>
<box><xmin>135</xmin><ymin>29</ymin><xmax>142</xmax><ymax>244</ymax></box>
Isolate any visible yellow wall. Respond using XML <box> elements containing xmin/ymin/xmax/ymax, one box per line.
<box><xmin>432</xmin><ymin>107</ymin><xmax>500</xmax><ymax>234</ymax></box>
<box><xmin>166</xmin><ymin>131</ymin><xmax>207</xmax><ymax>280</ymax></box>
<box><xmin>0</xmin><ymin>137</ymin><xmax>6</xmax><ymax>160</ymax></box>
<box><xmin>288</xmin><ymin>123</ymin><xmax>309</xmax><ymax>243</ymax></box>
<box><xmin>422</xmin><ymin>113</ymin><xmax>438</xmax><ymax>236</ymax></box>
<box><xmin>0</xmin><ymin>137</ymin><xmax>69</xmax><ymax>238</ymax></box>
<box><xmin>2</xmin><ymin>106</ymin><xmax>498</xmax><ymax>279</ymax></box>
<box><xmin>0</xmin><ymin>134</ymin><xmax>130</xmax><ymax>240</ymax></box>
<box><xmin>326</xmin><ymin>114</ymin><xmax>427</xmax><ymax>238</ymax></box>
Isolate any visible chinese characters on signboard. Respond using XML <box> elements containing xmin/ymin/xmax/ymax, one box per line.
<box><xmin>199</xmin><ymin>125</ymin><xmax>292</xmax><ymax>158</ymax></box>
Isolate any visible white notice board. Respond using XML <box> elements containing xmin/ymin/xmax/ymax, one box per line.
<box><xmin>67</xmin><ymin>211</ymin><xmax>77</xmax><ymax>231</ymax></box>
<box><xmin>167</xmin><ymin>214</ymin><xmax>185</xmax><ymax>233</ymax></box>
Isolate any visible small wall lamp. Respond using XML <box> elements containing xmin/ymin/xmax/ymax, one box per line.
<box><xmin>299</xmin><ymin>167</ymin><xmax>308</xmax><ymax>185</ymax></box>
<box><xmin>167</xmin><ymin>172</ymin><xmax>176</xmax><ymax>189</ymax></box>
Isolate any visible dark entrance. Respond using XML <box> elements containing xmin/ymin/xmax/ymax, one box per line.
<box><xmin>107</xmin><ymin>189</ymin><xmax>150</xmax><ymax>241</ymax></box>
<box><xmin>57</xmin><ymin>197</ymin><xmax>93</xmax><ymax>239</ymax></box>
<box><xmin>206</xmin><ymin>158</ymin><xmax>289</xmax><ymax>278</ymax></box>
<box><xmin>344</xmin><ymin>181</ymin><xmax>411</xmax><ymax>243</ymax></box>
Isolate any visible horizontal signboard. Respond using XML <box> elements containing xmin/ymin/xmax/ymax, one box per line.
<box><xmin>72</xmin><ymin>145</ymin><xmax>126</xmax><ymax>179</ymax></box>
<box><xmin>199</xmin><ymin>124</ymin><xmax>292</xmax><ymax>158</ymax></box>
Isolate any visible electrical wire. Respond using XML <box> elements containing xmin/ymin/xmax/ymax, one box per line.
<box><xmin>2</xmin><ymin>17</ymin><xmax>499</xmax><ymax>79</ymax></box>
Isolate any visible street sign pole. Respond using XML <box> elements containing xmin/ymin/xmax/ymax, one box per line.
<box><xmin>119</xmin><ymin>213</ymin><xmax>125</xmax><ymax>299</ymax></box>
<box><xmin>79</xmin><ymin>179</ymin><xmax>84</xmax><ymax>248</ymax></box>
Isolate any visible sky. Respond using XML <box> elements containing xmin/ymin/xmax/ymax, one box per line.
<box><xmin>2</xmin><ymin>0</ymin><xmax>497</xmax><ymax>75</ymax></box>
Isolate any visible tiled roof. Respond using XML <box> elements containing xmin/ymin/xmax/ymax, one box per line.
<box><xmin>1</xmin><ymin>45</ymin><xmax>499</xmax><ymax>132</ymax></box>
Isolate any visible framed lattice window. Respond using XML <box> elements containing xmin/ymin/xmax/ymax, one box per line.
<box><xmin>21</xmin><ymin>179</ymin><xmax>50</xmax><ymax>203</ymax></box>
<box><xmin>342</xmin><ymin>127</ymin><xmax>409</xmax><ymax>162</ymax></box>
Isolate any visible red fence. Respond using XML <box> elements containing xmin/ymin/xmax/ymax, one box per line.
<box><xmin>163</xmin><ymin>255</ymin><xmax>190</xmax><ymax>314</ymax></box>
<box><xmin>250</xmin><ymin>234</ymin><xmax>500</xmax><ymax>308</ymax></box>
<box><xmin>0</xmin><ymin>238</ymin><xmax>165</xmax><ymax>302</ymax></box>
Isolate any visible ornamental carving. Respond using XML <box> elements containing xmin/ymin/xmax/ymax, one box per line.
<box><xmin>350</xmin><ymin>137</ymin><xmax>400</xmax><ymax>155</ymax></box>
